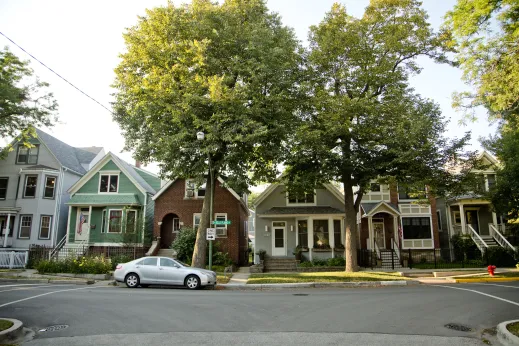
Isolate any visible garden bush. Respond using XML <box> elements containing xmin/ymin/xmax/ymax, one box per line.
<box><xmin>171</xmin><ymin>227</ymin><xmax>197</xmax><ymax>262</ymax></box>
<box><xmin>109</xmin><ymin>254</ymin><xmax>133</xmax><ymax>270</ymax></box>
<box><xmin>298</xmin><ymin>261</ymin><xmax>314</xmax><ymax>268</ymax></box>
<box><xmin>485</xmin><ymin>247</ymin><xmax>517</xmax><ymax>267</ymax></box>
<box><xmin>311</xmin><ymin>258</ymin><xmax>328</xmax><ymax>266</ymax></box>
<box><xmin>212</xmin><ymin>252</ymin><xmax>233</xmax><ymax>266</ymax></box>
<box><xmin>327</xmin><ymin>257</ymin><xmax>345</xmax><ymax>267</ymax></box>
<box><xmin>36</xmin><ymin>256</ymin><xmax>112</xmax><ymax>274</ymax></box>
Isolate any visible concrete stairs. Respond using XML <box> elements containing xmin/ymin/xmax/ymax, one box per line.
<box><xmin>157</xmin><ymin>248</ymin><xmax>177</xmax><ymax>258</ymax></box>
<box><xmin>380</xmin><ymin>250</ymin><xmax>402</xmax><ymax>270</ymax></box>
<box><xmin>263</xmin><ymin>257</ymin><xmax>299</xmax><ymax>272</ymax></box>
<box><xmin>480</xmin><ymin>236</ymin><xmax>499</xmax><ymax>248</ymax></box>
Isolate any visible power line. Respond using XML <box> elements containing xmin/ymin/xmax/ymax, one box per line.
<box><xmin>0</xmin><ymin>31</ymin><xmax>114</xmax><ymax>115</ymax></box>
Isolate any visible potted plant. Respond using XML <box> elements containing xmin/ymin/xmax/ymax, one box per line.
<box><xmin>293</xmin><ymin>246</ymin><xmax>303</xmax><ymax>261</ymax></box>
<box><xmin>256</xmin><ymin>249</ymin><xmax>266</xmax><ymax>261</ymax></box>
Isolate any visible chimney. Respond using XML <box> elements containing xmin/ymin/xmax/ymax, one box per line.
<box><xmin>135</xmin><ymin>160</ymin><xmax>141</xmax><ymax>168</ymax></box>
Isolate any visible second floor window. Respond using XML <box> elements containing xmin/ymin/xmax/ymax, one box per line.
<box><xmin>0</xmin><ymin>178</ymin><xmax>7</xmax><ymax>199</ymax></box>
<box><xmin>287</xmin><ymin>191</ymin><xmax>315</xmax><ymax>204</ymax></box>
<box><xmin>99</xmin><ymin>174</ymin><xmax>118</xmax><ymax>193</ymax></box>
<box><xmin>44</xmin><ymin>176</ymin><xmax>56</xmax><ymax>199</ymax></box>
<box><xmin>16</xmin><ymin>145</ymin><xmax>39</xmax><ymax>164</ymax></box>
<box><xmin>24</xmin><ymin>176</ymin><xmax>38</xmax><ymax>198</ymax></box>
<box><xmin>185</xmin><ymin>180</ymin><xmax>205</xmax><ymax>198</ymax></box>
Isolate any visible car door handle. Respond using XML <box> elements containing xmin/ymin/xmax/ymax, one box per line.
<box><xmin>159</xmin><ymin>268</ymin><xmax>164</xmax><ymax>270</ymax></box>
<box><xmin>135</xmin><ymin>266</ymin><xmax>140</xmax><ymax>268</ymax></box>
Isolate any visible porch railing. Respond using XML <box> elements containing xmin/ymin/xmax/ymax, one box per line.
<box><xmin>452</xmin><ymin>225</ymin><xmax>463</xmax><ymax>236</ymax></box>
<box><xmin>468</xmin><ymin>224</ymin><xmax>488</xmax><ymax>254</ymax></box>
<box><xmin>391</xmin><ymin>238</ymin><xmax>400</xmax><ymax>262</ymax></box>
<box><xmin>49</xmin><ymin>235</ymin><xmax>67</xmax><ymax>259</ymax></box>
<box><xmin>0</xmin><ymin>251</ymin><xmax>28</xmax><ymax>268</ymax></box>
<box><xmin>489</xmin><ymin>224</ymin><xmax>515</xmax><ymax>252</ymax></box>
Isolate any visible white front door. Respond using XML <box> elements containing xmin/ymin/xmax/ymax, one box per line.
<box><xmin>271</xmin><ymin>221</ymin><xmax>286</xmax><ymax>256</ymax></box>
<box><xmin>75</xmin><ymin>208</ymin><xmax>90</xmax><ymax>242</ymax></box>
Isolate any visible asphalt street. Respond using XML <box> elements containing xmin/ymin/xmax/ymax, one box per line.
<box><xmin>0</xmin><ymin>281</ymin><xmax>517</xmax><ymax>345</ymax></box>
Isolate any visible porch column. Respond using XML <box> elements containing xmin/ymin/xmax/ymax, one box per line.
<box><xmin>328</xmin><ymin>217</ymin><xmax>334</xmax><ymax>257</ymax></box>
<box><xmin>295</xmin><ymin>218</ymin><xmax>299</xmax><ymax>247</ymax></box>
<box><xmin>368</xmin><ymin>216</ymin><xmax>374</xmax><ymax>250</ymax></box>
<box><xmin>392</xmin><ymin>215</ymin><xmax>398</xmax><ymax>248</ymax></box>
<box><xmin>492</xmin><ymin>212</ymin><xmax>498</xmax><ymax>227</ymax></box>
<box><xmin>66</xmin><ymin>206</ymin><xmax>72</xmax><ymax>244</ymax></box>
<box><xmin>459</xmin><ymin>204</ymin><xmax>466</xmax><ymax>234</ymax></box>
<box><xmin>88</xmin><ymin>205</ymin><xmax>92</xmax><ymax>243</ymax></box>
<box><xmin>308</xmin><ymin>217</ymin><xmax>313</xmax><ymax>261</ymax></box>
<box><xmin>446</xmin><ymin>205</ymin><xmax>453</xmax><ymax>237</ymax></box>
<box><xmin>3</xmin><ymin>213</ymin><xmax>11</xmax><ymax>247</ymax></box>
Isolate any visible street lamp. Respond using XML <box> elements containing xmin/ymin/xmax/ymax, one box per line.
<box><xmin>197</xmin><ymin>131</ymin><xmax>214</xmax><ymax>271</ymax></box>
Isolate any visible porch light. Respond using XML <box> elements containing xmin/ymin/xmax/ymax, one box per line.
<box><xmin>290</xmin><ymin>225</ymin><xmax>294</xmax><ymax>232</ymax></box>
<box><xmin>265</xmin><ymin>225</ymin><xmax>269</xmax><ymax>232</ymax></box>
<box><xmin>158</xmin><ymin>222</ymin><xmax>162</xmax><ymax>226</ymax></box>
<box><xmin>196</xmin><ymin>131</ymin><xmax>205</xmax><ymax>141</ymax></box>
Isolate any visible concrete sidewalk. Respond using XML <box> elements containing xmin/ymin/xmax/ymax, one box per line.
<box><xmin>226</xmin><ymin>267</ymin><xmax>250</xmax><ymax>286</ymax></box>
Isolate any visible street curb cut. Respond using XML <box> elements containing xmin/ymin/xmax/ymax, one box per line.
<box><xmin>497</xmin><ymin>319</ymin><xmax>519</xmax><ymax>345</ymax></box>
<box><xmin>217</xmin><ymin>280</ymin><xmax>418</xmax><ymax>290</ymax></box>
<box><xmin>0</xmin><ymin>278</ymin><xmax>93</xmax><ymax>285</ymax></box>
<box><xmin>455</xmin><ymin>278</ymin><xmax>519</xmax><ymax>283</ymax></box>
<box><xmin>0</xmin><ymin>318</ymin><xmax>23</xmax><ymax>344</ymax></box>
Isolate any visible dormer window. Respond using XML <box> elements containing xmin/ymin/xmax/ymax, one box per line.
<box><xmin>370</xmin><ymin>183</ymin><xmax>380</xmax><ymax>192</ymax></box>
<box><xmin>185</xmin><ymin>180</ymin><xmax>205</xmax><ymax>198</ymax></box>
<box><xmin>99</xmin><ymin>174</ymin><xmax>119</xmax><ymax>193</ymax></box>
<box><xmin>287</xmin><ymin>190</ymin><xmax>315</xmax><ymax>205</ymax></box>
<box><xmin>16</xmin><ymin>145</ymin><xmax>39</xmax><ymax>164</ymax></box>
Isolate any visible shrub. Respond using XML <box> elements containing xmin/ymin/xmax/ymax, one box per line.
<box><xmin>36</xmin><ymin>256</ymin><xmax>112</xmax><ymax>274</ymax></box>
<box><xmin>109</xmin><ymin>254</ymin><xmax>133</xmax><ymax>270</ymax></box>
<box><xmin>485</xmin><ymin>247</ymin><xmax>517</xmax><ymax>267</ymax></box>
<box><xmin>212</xmin><ymin>252</ymin><xmax>233</xmax><ymax>266</ymax></box>
<box><xmin>327</xmin><ymin>257</ymin><xmax>345</xmax><ymax>267</ymax></box>
<box><xmin>298</xmin><ymin>261</ymin><xmax>314</xmax><ymax>268</ymax></box>
<box><xmin>171</xmin><ymin>227</ymin><xmax>197</xmax><ymax>262</ymax></box>
<box><xmin>311</xmin><ymin>258</ymin><xmax>328</xmax><ymax>266</ymax></box>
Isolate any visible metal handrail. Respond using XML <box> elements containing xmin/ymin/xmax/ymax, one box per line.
<box><xmin>49</xmin><ymin>236</ymin><xmax>67</xmax><ymax>259</ymax></box>
<box><xmin>391</xmin><ymin>238</ymin><xmax>401</xmax><ymax>261</ymax></box>
<box><xmin>467</xmin><ymin>225</ymin><xmax>488</xmax><ymax>253</ymax></box>
<box><xmin>374</xmin><ymin>241</ymin><xmax>381</xmax><ymax>260</ymax></box>
<box><xmin>489</xmin><ymin>224</ymin><xmax>515</xmax><ymax>252</ymax></box>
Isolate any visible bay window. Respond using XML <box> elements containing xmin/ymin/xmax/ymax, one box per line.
<box><xmin>313</xmin><ymin>220</ymin><xmax>330</xmax><ymax>249</ymax></box>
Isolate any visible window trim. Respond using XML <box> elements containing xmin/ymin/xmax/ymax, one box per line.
<box><xmin>185</xmin><ymin>179</ymin><xmax>206</xmax><ymax>199</ymax></box>
<box><xmin>0</xmin><ymin>177</ymin><xmax>8</xmax><ymax>200</ymax></box>
<box><xmin>286</xmin><ymin>190</ymin><xmax>317</xmax><ymax>206</ymax></box>
<box><xmin>453</xmin><ymin>211</ymin><xmax>461</xmax><ymax>225</ymax></box>
<box><xmin>107</xmin><ymin>209</ymin><xmax>123</xmax><ymax>233</ymax></box>
<box><xmin>18</xmin><ymin>214</ymin><xmax>33</xmax><ymax>239</ymax></box>
<box><xmin>401</xmin><ymin>216</ymin><xmax>434</xmax><ymax>241</ymax></box>
<box><xmin>125</xmin><ymin>209</ymin><xmax>138</xmax><ymax>233</ymax></box>
<box><xmin>16</xmin><ymin>144</ymin><xmax>39</xmax><ymax>165</ymax></box>
<box><xmin>23</xmin><ymin>175</ymin><xmax>38</xmax><ymax>199</ymax></box>
<box><xmin>98</xmin><ymin>172</ymin><xmax>120</xmax><ymax>194</ymax></box>
<box><xmin>193</xmin><ymin>213</ymin><xmax>202</xmax><ymax>230</ymax></box>
<box><xmin>43</xmin><ymin>175</ymin><xmax>57</xmax><ymax>199</ymax></box>
<box><xmin>101</xmin><ymin>209</ymin><xmax>107</xmax><ymax>233</ymax></box>
<box><xmin>38</xmin><ymin>215</ymin><xmax>52</xmax><ymax>240</ymax></box>
<box><xmin>215</xmin><ymin>213</ymin><xmax>228</xmax><ymax>238</ymax></box>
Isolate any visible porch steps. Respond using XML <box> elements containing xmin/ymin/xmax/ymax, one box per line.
<box><xmin>380</xmin><ymin>250</ymin><xmax>402</xmax><ymax>270</ymax></box>
<box><xmin>480</xmin><ymin>236</ymin><xmax>499</xmax><ymax>248</ymax></box>
<box><xmin>157</xmin><ymin>249</ymin><xmax>177</xmax><ymax>258</ymax></box>
<box><xmin>264</xmin><ymin>257</ymin><xmax>299</xmax><ymax>272</ymax></box>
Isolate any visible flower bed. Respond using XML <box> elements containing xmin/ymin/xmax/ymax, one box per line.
<box><xmin>36</xmin><ymin>256</ymin><xmax>112</xmax><ymax>275</ymax></box>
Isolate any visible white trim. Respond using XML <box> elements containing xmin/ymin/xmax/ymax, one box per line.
<box><xmin>18</xmin><ymin>215</ymin><xmax>33</xmax><ymax>239</ymax></box>
<box><xmin>362</xmin><ymin>201</ymin><xmax>401</xmax><ymax>217</ymax></box>
<box><xmin>286</xmin><ymin>189</ymin><xmax>317</xmax><ymax>206</ymax></box>
<box><xmin>107</xmin><ymin>209</ymin><xmax>123</xmax><ymax>233</ymax></box>
<box><xmin>43</xmin><ymin>175</ymin><xmax>57</xmax><ymax>199</ymax></box>
<box><xmin>271</xmin><ymin>221</ymin><xmax>287</xmax><ymax>256</ymax></box>
<box><xmin>372</xmin><ymin>218</ymin><xmax>385</xmax><ymax>249</ymax></box>
<box><xmin>193</xmin><ymin>213</ymin><xmax>202</xmax><ymax>230</ymax></box>
<box><xmin>101</xmin><ymin>209</ymin><xmax>107</xmax><ymax>233</ymax></box>
<box><xmin>401</xmin><ymin>215</ymin><xmax>434</xmax><ymax>249</ymax></box>
<box><xmin>98</xmin><ymin>172</ymin><xmax>120</xmax><ymax>194</ymax></box>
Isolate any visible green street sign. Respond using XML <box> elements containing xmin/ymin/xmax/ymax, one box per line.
<box><xmin>212</xmin><ymin>220</ymin><xmax>231</xmax><ymax>225</ymax></box>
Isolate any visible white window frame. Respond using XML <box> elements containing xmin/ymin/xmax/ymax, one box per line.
<box><xmin>193</xmin><ymin>213</ymin><xmax>202</xmax><ymax>229</ymax></box>
<box><xmin>215</xmin><ymin>213</ymin><xmax>228</xmax><ymax>238</ymax></box>
<box><xmin>453</xmin><ymin>211</ymin><xmax>461</xmax><ymax>225</ymax></box>
<box><xmin>16</xmin><ymin>145</ymin><xmax>39</xmax><ymax>164</ymax></box>
<box><xmin>39</xmin><ymin>215</ymin><xmax>52</xmax><ymax>240</ymax></box>
<box><xmin>125</xmin><ymin>209</ymin><xmax>138</xmax><ymax>233</ymax></box>
<box><xmin>185</xmin><ymin>179</ymin><xmax>206</xmax><ymax>199</ymax></box>
<box><xmin>43</xmin><ymin>175</ymin><xmax>57</xmax><ymax>199</ymax></box>
<box><xmin>101</xmin><ymin>209</ymin><xmax>107</xmax><ymax>233</ymax></box>
<box><xmin>18</xmin><ymin>215</ymin><xmax>32</xmax><ymax>239</ymax></box>
<box><xmin>107</xmin><ymin>209</ymin><xmax>123</xmax><ymax>233</ymax></box>
<box><xmin>286</xmin><ymin>190</ymin><xmax>317</xmax><ymax>206</ymax></box>
<box><xmin>400</xmin><ymin>216</ymin><xmax>434</xmax><ymax>249</ymax></box>
<box><xmin>23</xmin><ymin>175</ymin><xmax>38</xmax><ymax>198</ymax></box>
<box><xmin>364</xmin><ymin>181</ymin><xmax>390</xmax><ymax>202</ymax></box>
<box><xmin>98</xmin><ymin>171</ymin><xmax>120</xmax><ymax>194</ymax></box>
<box><xmin>0</xmin><ymin>177</ymin><xmax>8</xmax><ymax>200</ymax></box>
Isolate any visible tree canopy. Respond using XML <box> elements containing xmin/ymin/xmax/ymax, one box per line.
<box><xmin>0</xmin><ymin>47</ymin><xmax>58</xmax><ymax>156</ymax></box>
<box><xmin>112</xmin><ymin>0</ymin><xmax>302</xmax><ymax>267</ymax></box>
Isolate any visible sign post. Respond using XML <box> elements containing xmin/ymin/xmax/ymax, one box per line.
<box><xmin>207</xmin><ymin>228</ymin><xmax>216</xmax><ymax>271</ymax></box>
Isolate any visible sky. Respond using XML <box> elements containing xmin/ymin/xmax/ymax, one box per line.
<box><xmin>0</xmin><ymin>0</ymin><xmax>496</xmax><ymax>182</ymax></box>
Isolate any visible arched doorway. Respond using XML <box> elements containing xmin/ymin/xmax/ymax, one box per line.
<box><xmin>160</xmin><ymin>213</ymin><xmax>180</xmax><ymax>248</ymax></box>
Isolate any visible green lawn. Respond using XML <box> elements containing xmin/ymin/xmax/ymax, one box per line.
<box><xmin>217</xmin><ymin>274</ymin><xmax>232</xmax><ymax>284</ymax></box>
<box><xmin>0</xmin><ymin>319</ymin><xmax>13</xmax><ymax>331</ymax></box>
<box><xmin>412</xmin><ymin>262</ymin><xmax>485</xmax><ymax>269</ymax></box>
<box><xmin>507</xmin><ymin>322</ymin><xmax>519</xmax><ymax>337</ymax></box>
<box><xmin>247</xmin><ymin>272</ymin><xmax>409</xmax><ymax>284</ymax></box>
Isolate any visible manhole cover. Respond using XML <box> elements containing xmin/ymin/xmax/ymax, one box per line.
<box><xmin>292</xmin><ymin>294</ymin><xmax>309</xmax><ymax>296</ymax></box>
<box><xmin>39</xmin><ymin>325</ymin><xmax>69</xmax><ymax>332</ymax></box>
<box><xmin>444</xmin><ymin>323</ymin><xmax>472</xmax><ymax>332</ymax></box>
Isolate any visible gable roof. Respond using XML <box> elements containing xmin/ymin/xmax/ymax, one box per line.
<box><xmin>476</xmin><ymin>150</ymin><xmax>499</xmax><ymax>166</ymax></box>
<box><xmin>34</xmin><ymin>128</ymin><xmax>100</xmax><ymax>175</ymax></box>
<box><xmin>68</xmin><ymin>152</ymin><xmax>159</xmax><ymax>195</ymax></box>
<box><xmin>361</xmin><ymin>202</ymin><xmax>400</xmax><ymax>217</ymax></box>
<box><xmin>254</xmin><ymin>182</ymin><xmax>345</xmax><ymax>207</ymax></box>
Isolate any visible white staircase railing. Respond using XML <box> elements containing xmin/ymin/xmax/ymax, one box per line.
<box><xmin>391</xmin><ymin>238</ymin><xmax>401</xmax><ymax>262</ymax></box>
<box><xmin>374</xmin><ymin>242</ymin><xmax>381</xmax><ymax>260</ymax></box>
<box><xmin>49</xmin><ymin>236</ymin><xmax>67</xmax><ymax>259</ymax></box>
<box><xmin>468</xmin><ymin>225</ymin><xmax>488</xmax><ymax>254</ymax></box>
<box><xmin>0</xmin><ymin>251</ymin><xmax>28</xmax><ymax>268</ymax></box>
<box><xmin>489</xmin><ymin>224</ymin><xmax>515</xmax><ymax>252</ymax></box>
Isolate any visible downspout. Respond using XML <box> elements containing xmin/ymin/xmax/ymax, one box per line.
<box><xmin>142</xmin><ymin>193</ymin><xmax>147</xmax><ymax>245</ymax></box>
<box><xmin>51</xmin><ymin>167</ymin><xmax>65</xmax><ymax>247</ymax></box>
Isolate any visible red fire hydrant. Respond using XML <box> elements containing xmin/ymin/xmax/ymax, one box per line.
<box><xmin>487</xmin><ymin>265</ymin><xmax>496</xmax><ymax>276</ymax></box>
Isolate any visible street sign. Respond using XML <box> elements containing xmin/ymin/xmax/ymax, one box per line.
<box><xmin>206</xmin><ymin>228</ymin><xmax>216</xmax><ymax>241</ymax></box>
<box><xmin>212</xmin><ymin>220</ymin><xmax>231</xmax><ymax>225</ymax></box>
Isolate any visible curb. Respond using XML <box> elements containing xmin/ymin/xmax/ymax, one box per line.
<box><xmin>0</xmin><ymin>278</ymin><xmax>94</xmax><ymax>285</ymax></box>
<box><xmin>0</xmin><ymin>318</ymin><xmax>24</xmax><ymax>344</ymax></box>
<box><xmin>217</xmin><ymin>280</ymin><xmax>418</xmax><ymax>290</ymax></box>
<box><xmin>455</xmin><ymin>278</ymin><xmax>519</xmax><ymax>283</ymax></box>
<box><xmin>497</xmin><ymin>319</ymin><xmax>519</xmax><ymax>345</ymax></box>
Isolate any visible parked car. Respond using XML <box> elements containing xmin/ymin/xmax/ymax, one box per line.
<box><xmin>114</xmin><ymin>256</ymin><xmax>217</xmax><ymax>289</ymax></box>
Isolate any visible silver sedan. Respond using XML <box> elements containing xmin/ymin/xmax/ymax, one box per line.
<box><xmin>114</xmin><ymin>256</ymin><xmax>217</xmax><ymax>289</ymax></box>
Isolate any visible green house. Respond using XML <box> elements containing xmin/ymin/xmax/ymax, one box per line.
<box><xmin>65</xmin><ymin>152</ymin><xmax>160</xmax><ymax>249</ymax></box>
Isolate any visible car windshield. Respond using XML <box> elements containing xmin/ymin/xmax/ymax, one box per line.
<box><xmin>175</xmin><ymin>260</ymin><xmax>188</xmax><ymax>267</ymax></box>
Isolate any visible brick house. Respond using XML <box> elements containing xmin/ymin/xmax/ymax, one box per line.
<box><xmin>152</xmin><ymin>178</ymin><xmax>249</xmax><ymax>265</ymax></box>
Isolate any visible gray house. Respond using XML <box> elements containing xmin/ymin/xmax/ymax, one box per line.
<box><xmin>254</xmin><ymin>183</ymin><xmax>345</xmax><ymax>263</ymax></box>
<box><xmin>0</xmin><ymin>129</ymin><xmax>104</xmax><ymax>250</ymax></box>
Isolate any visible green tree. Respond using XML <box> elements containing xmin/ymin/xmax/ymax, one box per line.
<box><xmin>112</xmin><ymin>0</ymin><xmax>302</xmax><ymax>267</ymax></box>
<box><xmin>0</xmin><ymin>47</ymin><xmax>58</xmax><ymax>156</ymax></box>
<box><xmin>285</xmin><ymin>1</ymin><xmax>471</xmax><ymax>272</ymax></box>
<box><xmin>444</xmin><ymin>0</ymin><xmax>519</xmax><ymax>122</ymax></box>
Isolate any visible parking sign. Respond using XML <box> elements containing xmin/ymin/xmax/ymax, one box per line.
<box><xmin>206</xmin><ymin>228</ymin><xmax>216</xmax><ymax>241</ymax></box>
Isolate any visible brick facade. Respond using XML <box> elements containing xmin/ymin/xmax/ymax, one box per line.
<box><xmin>153</xmin><ymin>179</ymin><xmax>249</xmax><ymax>265</ymax></box>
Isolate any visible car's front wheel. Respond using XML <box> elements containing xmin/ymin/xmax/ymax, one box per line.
<box><xmin>185</xmin><ymin>275</ymin><xmax>200</xmax><ymax>290</ymax></box>
<box><xmin>125</xmin><ymin>273</ymin><xmax>140</xmax><ymax>288</ymax></box>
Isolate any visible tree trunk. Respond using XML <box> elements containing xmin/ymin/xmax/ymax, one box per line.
<box><xmin>343</xmin><ymin>176</ymin><xmax>359</xmax><ymax>272</ymax></box>
<box><xmin>191</xmin><ymin>173</ymin><xmax>215</xmax><ymax>268</ymax></box>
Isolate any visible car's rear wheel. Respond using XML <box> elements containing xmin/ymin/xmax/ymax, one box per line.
<box><xmin>185</xmin><ymin>275</ymin><xmax>200</xmax><ymax>290</ymax></box>
<box><xmin>125</xmin><ymin>273</ymin><xmax>140</xmax><ymax>288</ymax></box>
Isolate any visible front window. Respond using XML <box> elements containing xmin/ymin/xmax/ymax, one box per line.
<box><xmin>39</xmin><ymin>215</ymin><xmax>52</xmax><ymax>239</ymax></box>
<box><xmin>487</xmin><ymin>174</ymin><xmax>496</xmax><ymax>190</ymax></box>
<box><xmin>333</xmin><ymin>220</ymin><xmax>343</xmax><ymax>248</ymax></box>
<box><xmin>99</xmin><ymin>174</ymin><xmax>118</xmax><ymax>193</ymax></box>
<box><xmin>313</xmin><ymin>220</ymin><xmax>330</xmax><ymax>249</ymax></box>
<box><xmin>287</xmin><ymin>191</ymin><xmax>315</xmax><ymax>204</ymax></box>
<box><xmin>126</xmin><ymin>210</ymin><xmax>137</xmax><ymax>233</ymax></box>
<box><xmin>0</xmin><ymin>178</ymin><xmax>7</xmax><ymax>199</ymax></box>
<box><xmin>108</xmin><ymin>210</ymin><xmax>122</xmax><ymax>233</ymax></box>
<box><xmin>298</xmin><ymin>220</ymin><xmax>308</xmax><ymax>248</ymax></box>
<box><xmin>402</xmin><ymin>217</ymin><xmax>431</xmax><ymax>239</ymax></box>
<box><xmin>24</xmin><ymin>176</ymin><xmax>37</xmax><ymax>198</ymax></box>
<box><xmin>215</xmin><ymin>213</ymin><xmax>227</xmax><ymax>237</ymax></box>
<box><xmin>173</xmin><ymin>218</ymin><xmax>180</xmax><ymax>233</ymax></box>
<box><xmin>19</xmin><ymin>215</ymin><xmax>32</xmax><ymax>239</ymax></box>
<box><xmin>185</xmin><ymin>180</ymin><xmax>206</xmax><ymax>198</ymax></box>
<box><xmin>44</xmin><ymin>176</ymin><xmax>56</xmax><ymax>199</ymax></box>
<box><xmin>193</xmin><ymin>213</ymin><xmax>201</xmax><ymax>229</ymax></box>
<box><xmin>16</xmin><ymin>145</ymin><xmax>39</xmax><ymax>164</ymax></box>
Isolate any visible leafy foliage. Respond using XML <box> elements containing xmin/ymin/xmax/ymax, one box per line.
<box><xmin>36</xmin><ymin>256</ymin><xmax>112</xmax><ymax>274</ymax></box>
<box><xmin>0</xmin><ymin>47</ymin><xmax>58</xmax><ymax>157</ymax></box>
<box><xmin>485</xmin><ymin>246</ymin><xmax>517</xmax><ymax>267</ymax></box>
<box><xmin>171</xmin><ymin>227</ymin><xmax>197</xmax><ymax>263</ymax></box>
